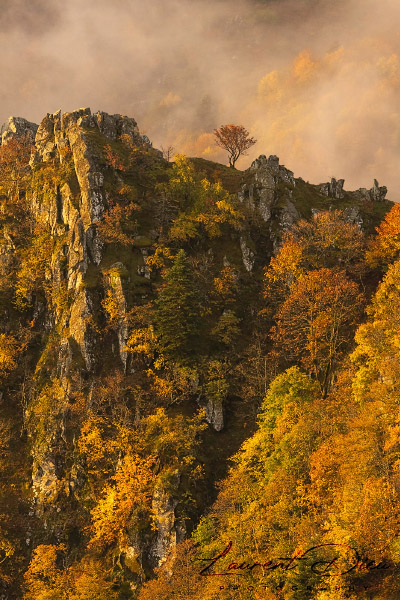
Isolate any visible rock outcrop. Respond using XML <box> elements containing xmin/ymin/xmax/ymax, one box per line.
<box><xmin>356</xmin><ymin>179</ymin><xmax>388</xmax><ymax>202</ymax></box>
<box><xmin>3</xmin><ymin>114</ymin><xmax>393</xmax><ymax>499</ymax></box>
<box><xmin>237</xmin><ymin>154</ymin><xmax>299</xmax><ymax>257</ymax></box>
<box><xmin>151</xmin><ymin>475</ymin><xmax>180</xmax><ymax>567</ymax></box>
<box><xmin>1</xmin><ymin>115</ymin><xmax>38</xmax><ymax>145</ymax></box>
<box><xmin>319</xmin><ymin>177</ymin><xmax>345</xmax><ymax>199</ymax></box>
<box><xmin>205</xmin><ymin>395</ymin><xmax>224</xmax><ymax>432</ymax></box>
<box><xmin>239</xmin><ymin>154</ymin><xmax>295</xmax><ymax>221</ymax></box>
<box><xmin>21</xmin><ymin>108</ymin><xmax>163</xmax><ymax>503</ymax></box>
<box><xmin>105</xmin><ymin>263</ymin><xmax>130</xmax><ymax>372</ymax></box>
<box><xmin>240</xmin><ymin>236</ymin><xmax>255</xmax><ymax>273</ymax></box>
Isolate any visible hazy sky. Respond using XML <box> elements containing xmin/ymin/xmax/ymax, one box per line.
<box><xmin>2</xmin><ymin>0</ymin><xmax>400</xmax><ymax>199</ymax></box>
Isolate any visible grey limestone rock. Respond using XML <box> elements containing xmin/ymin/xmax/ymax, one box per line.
<box><xmin>205</xmin><ymin>396</ymin><xmax>224</xmax><ymax>432</ymax></box>
<box><xmin>279</xmin><ymin>198</ymin><xmax>300</xmax><ymax>230</ymax></box>
<box><xmin>319</xmin><ymin>177</ymin><xmax>345</xmax><ymax>199</ymax></box>
<box><xmin>69</xmin><ymin>288</ymin><xmax>96</xmax><ymax>371</ymax></box>
<box><xmin>151</xmin><ymin>473</ymin><xmax>180</xmax><ymax>567</ymax></box>
<box><xmin>240</xmin><ymin>154</ymin><xmax>295</xmax><ymax>226</ymax></box>
<box><xmin>33</xmin><ymin>112</ymin><xmax>58</xmax><ymax>162</ymax></box>
<box><xmin>250</xmin><ymin>154</ymin><xmax>295</xmax><ymax>186</ymax></box>
<box><xmin>93</xmin><ymin>110</ymin><xmax>140</xmax><ymax>141</ymax></box>
<box><xmin>32</xmin><ymin>457</ymin><xmax>59</xmax><ymax>500</ymax></box>
<box><xmin>343</xmin><ymin>206</ymin><xmax>363</xmax><ymax>229</ymax></box>
<box><xmin>371</xmin><ymin>179</ymin><xmax>388</xmax><ymax>201</ymax></box>
<box><xmin>240</xmin><ymin>236</ymin><xmax>255</xmax><ymax>272</ymax></box>
<box><xmin>106</xmin><ymin>263</ymin><xmax>130</xmax><ymax>372</ymax></box>
<box><xmin>62</xmin><ymin>107</ymin><xmax>92</xmax><ymax>130</ymax></box>
<box><xmin>1</xmin><ymin>115</ymin><xmax>38</xmax><ymax>145</ymax></box>
<box><xmin>355</xmin><ymin>179</ymin><xmax>387</xmax><ymax>203</ymax></box>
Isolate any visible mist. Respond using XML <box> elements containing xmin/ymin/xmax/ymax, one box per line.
<box><xmin>1</xmin><ymin>0</ymin><xmax>400</xmax><ymax>199</ymax></box>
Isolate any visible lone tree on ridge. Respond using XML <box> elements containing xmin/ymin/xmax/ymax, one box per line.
<box><xmin>213</xmin><ymin>124</ymin><xmax>257</xmax><ymax>168</ymax></box>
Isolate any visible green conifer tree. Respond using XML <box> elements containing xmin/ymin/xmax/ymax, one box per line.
<box><xmin>154</xmin><ymin>249</ymin><xmax>201</xmax><ymax>363</ymax></box>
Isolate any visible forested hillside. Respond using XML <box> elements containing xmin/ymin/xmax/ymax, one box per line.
<box><xmin>0</xmin><ymin>108</ymin><xmax>398</xmax><ymax>599</ymax></box>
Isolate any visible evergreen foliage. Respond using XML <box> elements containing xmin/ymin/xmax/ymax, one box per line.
<box><xmin>154</xmin><ymin>249</ymin><xmax>202</xmax><ymax>363</ymax></box>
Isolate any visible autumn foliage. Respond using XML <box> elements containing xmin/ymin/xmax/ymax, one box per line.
<box><xmin>272</xmin><ymin>268</ymin><xmax>364</xmax><ymax>394</ymax></box>
<box><xmin>366</xmin><ymin>202</ymin><xmax>400</xmax><ymax>267</ymax></box>
<box><xmin>213</xmin><ymin>124</ymin><xmax>257</xmax><ymax>168</ymax></box>
<box><xmin>96</xmin><ymin>200</ymin><xmax>140</xmax><ymax>245</ymax></box>
<box><xmin>263</xmin><ymin>210</ymin><xmax>366</xmax><ymax>312</ymax></box>
<box><xmin>1</xmin><ymin>121</ymin><xmax>400</xmax><ymax>600</ymax></box>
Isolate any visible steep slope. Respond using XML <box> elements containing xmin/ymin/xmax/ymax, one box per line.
<box><xmin>0</xmin><ymin>108</ymin><xmax>393</xmax><ymax>599</ymax></box>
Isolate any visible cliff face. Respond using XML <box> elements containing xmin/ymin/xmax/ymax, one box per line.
<box><xmin>4</xmin><ymin>110</ymin><xmax>152</xmax><ymax>507</ymax></box>
<box><xmin>0</xmin><ymin>108</ymin><xmax>393</xmax><ymax>599</ymax></box>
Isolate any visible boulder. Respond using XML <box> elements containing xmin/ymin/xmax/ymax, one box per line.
<box><xmin>319</xmin><ymin>177</ymin><xmax>345</xmax><ymax>199</ymax></box>
<box><xmin>1</xmin><ymin>115</ymin><xmax>38</xmax><ymax>145</ymax></box>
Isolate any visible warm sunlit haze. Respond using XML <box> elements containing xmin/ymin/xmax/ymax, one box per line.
<box><xmin>2</xmin><ymin>0</ymin><xmax>400</xmax><ymax>197</ymax></box>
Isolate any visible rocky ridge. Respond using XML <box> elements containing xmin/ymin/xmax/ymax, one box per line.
<box><xmin>2</xmin><ymin>104</ymin><xmax>392</xmax><ymax>476</ymax></box>
<box><xmin>0</xmin><ymin>108</ymin><xmax>393</xmax><ymax>594</ymax></box>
